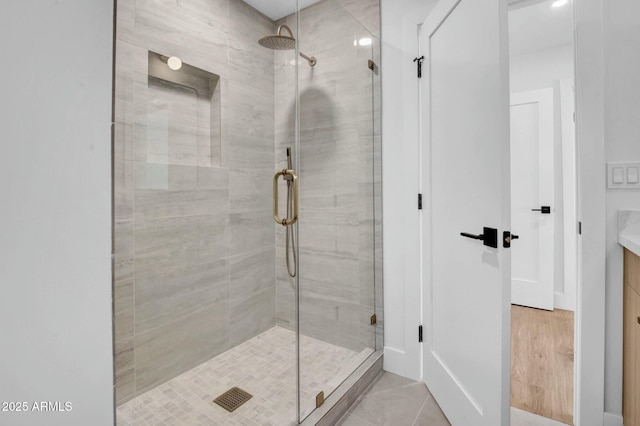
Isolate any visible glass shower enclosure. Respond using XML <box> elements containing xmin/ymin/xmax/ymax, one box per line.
<box><xmin>112</xmin><ymin>0</ymin><xmax>382</xmax><ymax>423</ymax></box>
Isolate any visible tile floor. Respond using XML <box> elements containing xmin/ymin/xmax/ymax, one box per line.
<box><xmin>339</xmin><ymin>372</ymin><xmax>570</xmax><ymax>426</ymax></box>
<box><xmin>337</xmin><ymin>372</ymin><xmax>450</xmax><ymax>426</ymax></box>
<box><xmin>116</xmin><ymin>326</ymin><xmax>373</xmax><ymax>426</ymax></box>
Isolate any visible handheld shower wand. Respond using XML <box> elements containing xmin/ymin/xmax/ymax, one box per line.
<box><xmin>285</xmin><ymin>148</ymin><xmax>297</xmax><ymax>277</ymax></box>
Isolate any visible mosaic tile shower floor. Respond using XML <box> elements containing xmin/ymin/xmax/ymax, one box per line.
<box><xmin>117</xmin><ymin>326</ymin><xmax>373</xmax><ymax>425</ymax></box>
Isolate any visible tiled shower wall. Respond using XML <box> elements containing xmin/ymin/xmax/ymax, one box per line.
<box><xmin>274</xmin><ymin>0</ymin><xmax>383</xmax><ymax>353</ymax></box>
<box><xmin>113</xmin><ymin>0</ymin><xmax>277</xmax><ymax>404</ymax></box>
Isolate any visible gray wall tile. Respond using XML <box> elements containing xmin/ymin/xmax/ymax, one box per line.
<box><xmin>114</xmin><ymin>0</ymin><xmax>276</xmax><ymax>403</ymax></box>
<box><xmin>230</xmin><ymin>287</ymin><xmax>276</xmax><ymax>347</ymax></box>
<box><xmin>134</xmin><ymin>307</ymin><xmax>229</xmax><ymax>394</ymax></box>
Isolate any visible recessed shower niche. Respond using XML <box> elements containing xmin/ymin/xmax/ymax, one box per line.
<box><xmin>139</xmin><ymin>51</ymin><xmax>222</xmax><ymax>189</ymax></box>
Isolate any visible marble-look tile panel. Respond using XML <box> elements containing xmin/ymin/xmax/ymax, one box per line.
<box><xmin>299</xmin><ymin>294</ymin><xmax>363</xmax><ymax>352</ymax></box>
<box><xmin>134</xmin><ymin>214</ymin><xmax>229</xmax><ymax>277</ymax></box>
<box><xmin>114</xmin><ymin>219</ymin><xmax>134</xmax><ymax>284</ymax></box>
<box><xmin>229</xmin><ymin>210</ymin><xmax>275</xmax><ymax>256</ymax></box>
<box><xmin>114</xmin><ymin>159</ymin><xmax>134</xmax><ymax>222</ymax></box>
<box><xmin>134</xmin><ymin>187</ymin><xmax>229</xmax><ymax>223</ymax></box>
<box><xmin>276</xmin><ymin>247</ymin><xmax>297</xmax><ymax>330</ymax></box>
<box><xmin>359</xmin><ymin>217</ymin><xmax>376</xmax><ymax>261</ymax></box>
<box><xmin>226</xmin><ymin>125</ymin><xmax>274</xmax><ymax>169</ymax></box>
<box><xmin>135</xmin><ymin>258</ymin><xmax>229</xmax><ymax>334</ymax></box>
<box><xmin>114</xmin><ymin>121</ymin><xmax>134</xmax><ymax>165</ymax></box>
<box><xmin>133</xmin><ymin>0</ymin><xmax>230</xmax><ymax>75</ymax></box>
<box><xmin>225</xmin><ymin>80</ymin><xmax>273</xmax><ymax>130</ymax></box>
<box><xmin>228</xmin><ymin>0</ymin><xmax>276</xmax><ymax>94</ymax></box>
<box><xmin>114</xmin><ymin>278</ymin><xmax>134</xmax><ymax>343</ymax></box>
<box><xmin>357</xmin><ymin>304</ymin><xmax>377</xmax><ymax>350</ymax></box>
<box><xmin>298</xmin><ymin>210</ymin><xmax>360</xmax><ymax>258</ymax></box>
<box><xmin>276</xmin><ymin>280</ymin><xmax>294</xmax><ymax>329</ymax></box>
<box><xmin>114</xmin><ymin>337</ymin><xmax>136</xmax><ymax>405</ymax></box>
<box><xmin>229</xmin><ymin>287</ymin><xmax>276</xmax><ymax>347</ymax></box>
<box><xmin>229</xmin><ymin>168</ymin><xmax>273</xmax><ymax>213</ymax></box>
<box><xmin>229</xmin><ymin>249</ymin><xmax>275</xmax><ymax>301</ymax></box>
<box><xmin>299</xmin><ymin>250</ymin><xmax>359</xmax><ymax>303</ymax></box>
<box><xmin>135</xmin><ymin>307</ymin><xmax>229</xmax><ymax>394</ymax></box>
<box><xmin>115</xmin><ymin>40</ymin><xmax>135</xmax><ymax>103</ymax></box>
<box><xmin>115</xmin><ymin>0</ymin><xmax>135</xmax><ymax>44</ymax></box>
<box><xmin>337</xmin><ymin>0</ymin><xmax>381</xmax><ymax>39</ymax></box>
<box><xmin>358</xmin><ymin>259</ymin><xmax>375</xmax><ymax>309</ymax></box>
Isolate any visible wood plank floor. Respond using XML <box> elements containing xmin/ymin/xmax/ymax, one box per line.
<box><xmin>511</xmin><ymin>305</ymin><xmax>574</xmax><ymax>425</ymax></box>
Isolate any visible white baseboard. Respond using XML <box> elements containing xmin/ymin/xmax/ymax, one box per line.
<box><xmin>383</xmin><ymin>346</ymin><xmax>420</xmax><ymax>381</ymax></box>
<box><xmin>554</xmin><ymin>291</ymin><xmax>576</xmax><ymax>311</ymax></box>
<box><xmin>604</xmin><ymin>412</ymin><xmax>624</xmax><ymax>426</ymax></box>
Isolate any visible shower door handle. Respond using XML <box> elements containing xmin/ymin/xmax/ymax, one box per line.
<box><xmin>273</xmin><ymin>169</ymin><xmax>299</xmax><ymax>226</ymax></box>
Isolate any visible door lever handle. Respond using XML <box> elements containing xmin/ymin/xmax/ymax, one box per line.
<box><xmin>531</xmin><ymin>206</ymin><xmax>551</xmax><ymax>214</ymax></box>
<box><xmin>460</xmin><ymin>227</ymin><xmax>498</xmax><ymax>248</ymax></box>
<box><xmin>460</xmin><ymin>232</ymin><xmax>483</xmax><ymax>240</ymax></box>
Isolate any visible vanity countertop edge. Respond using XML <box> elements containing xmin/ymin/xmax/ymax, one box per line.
<box><xmin>619</xmin><ymin>210</ymin><xmax>640</xmax><ymax>257</ymax></box>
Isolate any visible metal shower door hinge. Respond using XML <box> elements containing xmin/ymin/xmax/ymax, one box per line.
<box><xmin>370</xmin><ymin>314</ymin><xmax>377</xmax><ymax>325</ymax></box>
<box><xmin>418</xmin><ymin>325</ymin><xmax>423</xmax><ymax>343</ymax></box>
<box><xmin>368</xmin><ymin>59</ymin><xmax>376</xmax><ymax>71</ymax></box>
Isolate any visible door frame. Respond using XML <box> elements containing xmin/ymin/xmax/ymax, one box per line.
<box><xmin>572</xmin><ymin>0</ymin><xmax>606</xmax><ymax>424</ymax></box>
<box><xmin>408</xmin><ymin>0</ymin><xmax>606</xmax><ymax>425</ymax></box>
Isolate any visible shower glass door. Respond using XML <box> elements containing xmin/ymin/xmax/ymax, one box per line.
<box><xmin>294</xmin><ymin>1</ymin><xmax>382</xmax><ymax>421</ymax></box>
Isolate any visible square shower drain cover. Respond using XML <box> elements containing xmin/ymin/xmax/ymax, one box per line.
<box><xmin>213</xmin><ymin>387</ymin><xmax>253</xmax><ymax>412</ymax></box>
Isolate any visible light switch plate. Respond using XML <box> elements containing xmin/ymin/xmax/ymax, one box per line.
<box><xmin>607</xmin><ymin>162</ymin><xmax>640</xmax><ymax>189</ymax></box>
<box><xmin>612</xmin><ymin>167</ymin><xmax>624</xmax><ymax>184</ymax></box>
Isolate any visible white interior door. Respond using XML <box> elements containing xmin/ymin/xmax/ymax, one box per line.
<box><xmin>510</xmin><ymin>89</ymin><xmax>555</xmax><ymax>311</ymax></box>
<box><xmin>420</xmin><ymin>0</ymin><xmax>511</xmax><ymax>425</ymax></box>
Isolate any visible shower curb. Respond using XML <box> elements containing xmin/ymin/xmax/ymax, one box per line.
<box><xmin>301</xmin><ymin>352</ymin><xmax>383</xmax><ymax>426</ymax></box>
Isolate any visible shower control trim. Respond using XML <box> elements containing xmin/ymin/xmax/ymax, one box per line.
<box><xmin>273</xmin><ymin>169</ymin><xmax>299</xmax><ymax>226</ymax></box>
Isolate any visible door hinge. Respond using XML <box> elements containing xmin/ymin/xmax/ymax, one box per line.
<box><xmin>578</xmin><ymin>221</ymin><xmax>582</xmax><ymax>235</ymax></box>
<box><xmin>368</xmin><ymin>59</ymin><xmax>376</xmax><ymax>71</ymax></box>
<box><xmin>413</xmin><ymin>56</ymin><xmax>425</xmax><ymax>78</ymax></box>
<box><xmin>418</xmin><ymin>193</ymin><xmax>423</xmax><ymax>210</ymax></box>
<box><xmin>418</xmin><ymin>325</ymin><xmax>423</xmax><ymax>343</ymax></box>
<box><xmin>370</xmin><ymin>314</ymin><xmax>377</xmax><ymax>325</ymax></box>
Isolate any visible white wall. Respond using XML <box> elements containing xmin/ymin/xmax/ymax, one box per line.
<box><xmin>603</xmin><ymin>0</ymin><xmax>640</xmax><ymax>419</ymax></box>
<box><xmin>0</xmin><ymin>1</ymin><xmax>114</xmax><ymax>425</ymax></box>
<box><xmin>510</xmin><ymin>45</ymin><xmax>574</xmax><ymax>93</ymax></box>
<box><xmin>381</xmin><ymin>1</ymin><xmax>422</xmax><ymax>381</ymax></box>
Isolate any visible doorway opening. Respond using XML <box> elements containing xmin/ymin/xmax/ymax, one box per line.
<box><xmin>508</xmin><ymin>0</ymin><xmax>577</xmax><ymax>424</ymax></box>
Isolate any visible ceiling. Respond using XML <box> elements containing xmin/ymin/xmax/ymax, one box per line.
<box><xmin>508</xmin><ymin>0</ymin><xmax>574</xmax><ymax>56</ymax></box>
<box><xmin>241</xmin><ymin>0</ymin><xmax>572</xmax><ymax>54</ymax></box>
<box><xmin>241</xmin><ymin>0</ymin><xmax>323</xmax><ymax>21</ymax></box>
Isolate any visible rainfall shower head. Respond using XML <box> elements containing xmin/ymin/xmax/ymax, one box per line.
<box><xmin>258</xmin><ymin>25</ymin><xmax>317</xmax><ymax>67</ymax></box>
<box><xmin>259</xmin><ymin>25</ymin><xmax>296</xmax><ymax>50</ymax></box>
